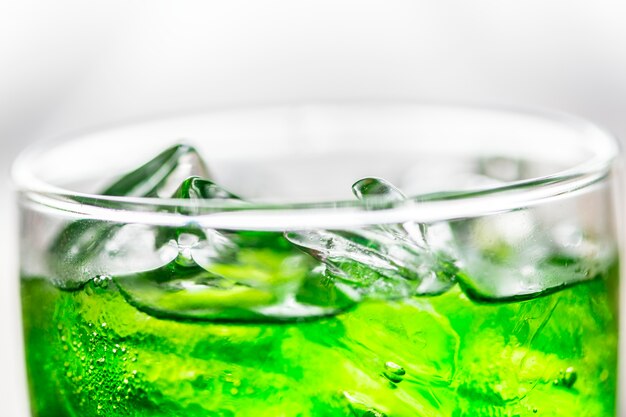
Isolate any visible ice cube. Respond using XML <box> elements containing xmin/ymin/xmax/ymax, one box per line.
<box><xmin>351</xmin><ymin>177</ymin><xmax>406</xmax><ymax>202</ymax></box>
<box><xmin>172</xmin><ymin>176</ymin><xmax>239</xmax><ymax>200</ymax></box>
<box><xmin>110</xmin><ymin>174</ymin><xmax>256</xmax><ymax>319</ymax></box>
<box><xmin>115</xmin><ymin>270</ymin><xmax>279</xmax><ymax>321</ymax></box>
<box><xmin>114</xmin><ymin>173</ymin><xmax>356</xmax><ymax>321</ymax></box>
<box><xmin>114</xmin><ymin>248</ymin><xmax>356</xmax><ymax>321</ymax></box>
<box><xmin>452</xmin><ymin>212</ymin><xmax>614</xmax><ymax>302</ymax></box>
<box><xmin>286</xmin><ymin>178</ymin><xmax>458</xmax><ymax>298</ymax></box>
<box><xmin>103</xmin><ymin>144</ymin><xmax>210</xmax><ymax>198</ymax></box>
<box><xmin>48</xmin><ymin>144</ymin><xmax>210</xmax><ymax>288</ymax></box>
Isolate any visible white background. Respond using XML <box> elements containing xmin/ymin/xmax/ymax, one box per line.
<box><xmin>1</xmin><ymin>1</ymin><xmax>626</xmax><ymax>415</ymax></box>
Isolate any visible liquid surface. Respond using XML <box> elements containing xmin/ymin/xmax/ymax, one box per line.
<box><xmin>22</xmin><ymin>272</ymin><xmax>618</xmax><ymax>417</ymax></box>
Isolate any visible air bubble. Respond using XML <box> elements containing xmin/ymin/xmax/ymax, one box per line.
<box><xmin>383</xmin><ymin>361</ymin><xmax>406</xmax><ymax>384</ymax></box>
<box><xmin>562</xmin><ymin>367</ymin><xmax>577</xmax><ymax>388</ymax></box>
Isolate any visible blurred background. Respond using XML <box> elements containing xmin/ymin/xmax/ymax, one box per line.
<box><xmin>1</xmin><ymin>1</ymin><xmax>625</xmax><ymax>415</ymax></box>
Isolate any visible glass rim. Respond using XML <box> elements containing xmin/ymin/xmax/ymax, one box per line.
<box><xmin>12</xmin><ymin>102</ymin><xmax>620</xmax><ymax>230</ymax></box>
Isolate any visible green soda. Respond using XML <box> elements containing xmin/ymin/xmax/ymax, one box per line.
<box><xmin>20</xmin><ymin>145</ymin><xmax>619</xmax><ymax>416</ymax></box>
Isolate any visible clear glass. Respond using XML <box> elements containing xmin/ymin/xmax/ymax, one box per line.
<box><xmin>13</xmin><ymin>103</ymin><xmax>621</xmax><ymax>416</ymax></box>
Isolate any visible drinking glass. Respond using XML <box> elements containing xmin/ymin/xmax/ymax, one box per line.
<box><xmin>13</xmin><ymin>103</ymin><xmax>621</xmax><ymax>416</ymax></box>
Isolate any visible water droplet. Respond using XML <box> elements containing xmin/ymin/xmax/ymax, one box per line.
<box><xmin>175</xmin><ymin>233</ymin><xmax>201</xmax><ymax>267</ymax></box>
<box><xmin>93</xmin><ymin>275</ymin><xmax>112</xmax><ymax>289</ymax></box>
<box><xmin>383</xmin><ymin>361</ymin><xmax>406</xmax><ymax>384</ymax></box>
<box><xmin>96</xmin><ymin>358</ymin><xmax>105</xmax><ymax>365</ymax></box>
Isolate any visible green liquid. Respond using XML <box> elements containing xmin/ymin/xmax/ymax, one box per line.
<box><xmin>22</xmin><ymin>269</ymin><xmax>618</xmax><ymax>417</ymax></box>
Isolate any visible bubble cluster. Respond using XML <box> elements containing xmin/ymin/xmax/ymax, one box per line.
<box><xmin>553</xmin><ymin>367</ymin><xmax>578</xmax><ymax>389</ymax></box>
<box><xmin>51</xmin><ymin>283</ymin><xmax>141</xmax><ymax>415</ymax></box>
